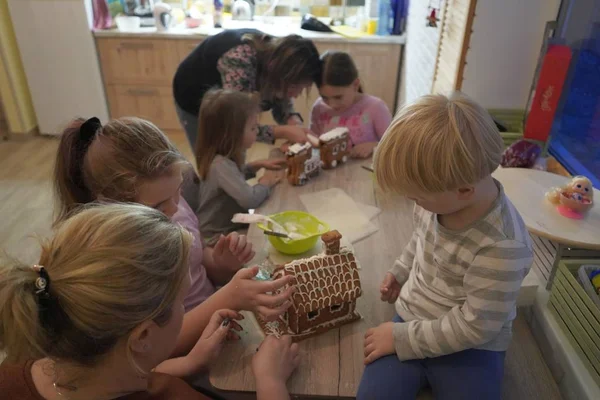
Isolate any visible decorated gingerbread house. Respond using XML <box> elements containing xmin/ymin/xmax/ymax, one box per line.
<box><xmin>257</xmin><ymin>230</ymin><xmax>362</xmax><ymax>341</ymax></box>
<box><xmin>286</xmin><ymin>142</ymin><xmax>321</xmax><ymax>186</ymax></box>
<box><xmin>319</xmin><ymin>127</ymin><xmax>350</xmax><ymax>169</ymax></box>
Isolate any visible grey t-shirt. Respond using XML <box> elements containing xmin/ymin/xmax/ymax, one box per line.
<box><xmin>185</xmin><ymin>155</ymin><xmax>270</xmax><ymax>244</ymax></box>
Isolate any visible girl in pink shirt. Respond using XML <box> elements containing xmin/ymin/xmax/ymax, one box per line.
<box><xmin>310</xmin><ymin>51</ymin><xmax>393</xmax><ymax>159</ymax></box>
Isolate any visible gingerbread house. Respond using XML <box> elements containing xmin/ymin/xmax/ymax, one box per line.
<box><xmin>319</xmin><ymin>127</ymin><xmax>350</xmax><ymax>169</ymax></box>
<box><xmin>257</xmin><ymin>230</ymin><xmax>362</xmax><ymax>341</ymax></box>
<box><xmin>286</xmin><ymin>142</ymin><xmax>321</xmax><ymax>186</ymax></box>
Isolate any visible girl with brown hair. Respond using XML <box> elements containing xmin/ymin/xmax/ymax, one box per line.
<box><xmin>0</xmin><ymin>203</ymin><xmax>300</xmax><ymax>399</ymax></box>
<box><xmin>173</xmin><ymin>29</ymin><xmax>321</xmax><ymax>148</ymax></box>
<box><xmin>310</xmin><ymin>51</ymin><xmax>392</xmax><ymax>159</ymax></box>
<box><xmin>53</xmin><ymin>116</ymin><xmax>295</xmax><ymax>372</ymax></box>
<box><xmin>190</xmin><ymin>89</ymin><xmax>286</xmax><ymax>244</ymax></box>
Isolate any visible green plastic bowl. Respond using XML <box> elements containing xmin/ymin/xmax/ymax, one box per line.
<box><xmin>257</xmin><ymin>211</ymin><xmax>330</xmax><ymax>255</ymax></box>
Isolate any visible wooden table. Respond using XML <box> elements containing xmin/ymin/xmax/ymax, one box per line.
<box><xmin>492</xmin><ymin>167</ymin><xmax>600</xmax><ymax>289</ymax></box>
<box><xmin>210</xmin><ymin>160</ymin><xmax>540</xmax><ymax>398</ymax></box>
<box><xmin>210</xmin><ymin>157</ymin><xmax>412</xmax><ymax>398</ymax></box>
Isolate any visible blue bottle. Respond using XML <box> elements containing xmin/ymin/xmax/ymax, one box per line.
<box><xmin>377</xmin><ymin>0</ymin><xmax>393</xmax><ymax>36</ymax></box>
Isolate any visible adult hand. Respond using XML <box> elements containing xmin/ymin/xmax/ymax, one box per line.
<box><xmin>350</xmin><ymin>142</ymin><xmax>378</xmax><ymax>159</ymax></box>
<box><xmin>213</xmin><ymin>232</ymin><xmax>255</xmax><ymax>272</ymax></box>
<box><xmin>187</xmin><ymin>309</ymin><xmax>244</xmax><ymax>371</ymax></box>
<box><xmin>380</xmin><ymin>272</ymin><xmax>401</xmax><ymax>304</ymax></box>
<box><xmin>364</xmin><ymin>322</ymin><xmax>395</xmax><ymax>365</ymax></box>
<box><xmin>225</xmin><ymin>266</ymin><xmax>295</xmax><ymax>320</ymax></box>
<box><xmin>275</xmin><ymin>125</ymin><xmax>309</xmax><ymax>144</ymax></box>
<box><xmin>253</xmin><ymin>335</ymin><xmax>300</xmax><ymax>390</ymax></box>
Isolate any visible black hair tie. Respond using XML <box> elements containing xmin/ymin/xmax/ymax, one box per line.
<box><xmin>32</xmin><ymin>265</ymin><xmax>51</xmax><ymax>298</ymax></box>
<box><xmin>80</xmin><ymin>117</ymin><xmax>102</xmax><ymax>146</ymax></box>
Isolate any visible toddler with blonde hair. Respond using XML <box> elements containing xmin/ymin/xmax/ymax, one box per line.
<box><xmin>358</xmin><ymin>92</ymin><xmax>533</xmax><ymax>400</ymax></box>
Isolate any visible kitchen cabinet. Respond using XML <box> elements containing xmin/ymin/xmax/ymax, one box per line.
<box><xmin>96</xmin><ymin>38</ymin><xmax>181</xmax><ymax>85</ymax></box>
<box><xmin>95</xmin><ymin>34</ymin><xmax>402</xmax><ymax>134</ymax></box>
<box><xmin>106</xmin><ymin>85</ymin><xmax>181</xmax><ymax>130</ymax></box>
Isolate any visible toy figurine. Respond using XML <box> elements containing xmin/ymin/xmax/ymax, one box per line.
<box><xmin>426</xmin><ymin>9</ymin><xmax>439</xmax><ymax>27</ymax></box>
<box><xmin>546</xmin><ymin>176</ymin><xmax>594</xmax><ymax>219</ymax></box>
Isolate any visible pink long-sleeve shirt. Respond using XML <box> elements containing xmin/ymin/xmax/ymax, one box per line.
<box><xmin>309</xmin><ymin>94</ymin><xmax>392</xmax><ymax>146</ymax></box>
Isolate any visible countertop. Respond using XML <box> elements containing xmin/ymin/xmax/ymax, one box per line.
<box><xmin>93</xmin><ymin>19</ymin><xmax>406</xmax><ymax>45</ymax></box>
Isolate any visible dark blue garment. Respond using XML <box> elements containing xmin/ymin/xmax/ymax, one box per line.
<box><xmin>357</xmin><ymin>315</ymin><xmax>505</xmax><ymax>400</ymax></box>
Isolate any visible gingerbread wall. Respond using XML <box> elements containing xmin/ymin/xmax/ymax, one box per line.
<box><xmin>296</xmin><ymin>301</ymin><xmax>353</xmax><ymax>333</ymax></box>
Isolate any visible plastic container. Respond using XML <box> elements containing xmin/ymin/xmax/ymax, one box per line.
<box><xmin>376</xmin><ymin>0</ymin><xmax>392</xmax><ymax>36</ymax></box>
<box><xmin>549</xmin><ymin>259</ymin><xmax>600</xmax><ymax>384</ymax></box>
<box><xmin>578</xmin><ymin>265</ymin><xmax>600</xmax><ymax>309</ymax></box>
<box><xmin>257</xmin><ymin>211</ymin><xmax>330</xmax><ymax>255</ymax></box>
<box><xmin>115</xmin><ymin>15</ymin><xmax>141</xmax><ymax>30</ymax></box>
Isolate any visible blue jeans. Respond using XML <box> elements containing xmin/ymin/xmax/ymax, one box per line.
<box><xmin>357</xmin><ymin>315</ymin><xmax>505</xmax><ymax>400</ymax></box>
<box><xmin>175</xmin><ymin>102</ymin><xmax>198</xmax><ymax>149</ymax></box>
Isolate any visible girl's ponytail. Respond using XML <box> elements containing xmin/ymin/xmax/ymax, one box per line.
<box><xmin>0</xmin><ymin>259</ymin><xmax>48</xmax><ymax>363</ymax></box>
<box><xmin>318</xmin><ymin>51</ymin><xmax>363</xmax><ymax>92</ymax></box>
<box><xmin>53</xmin><ymin>118</ymin><xmax>101</xmax><ymax>224</ymax></box>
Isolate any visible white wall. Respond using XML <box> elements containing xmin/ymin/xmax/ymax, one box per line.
<box><xmin>461</xmin><ymin>0</ymin><xmax>561</xmax><ymax>109</ymax></box>
<box><xmin>402</xmin><ymin>0</ymin><xmax>444</xmax><ymax>106</ymax></box>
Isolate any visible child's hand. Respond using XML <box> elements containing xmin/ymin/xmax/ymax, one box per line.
<box><xmin>253</xmin><ymin>335</ymin><xmax>300</xmax><ymax>388</ymax></box>
<box><xmin>213</xmin><ymin>232</ymin><xmax>255</xmax><ymax>272</ymax></box>
<box><xmin>380</xmin><ymin>272</ymin><xmax>401</xmax><ymax>303</ymax></box>
<box><xmin>258</xmin><ymin>171</ymin><xmax>283</xmax><ymax>188</ymax></box>
<box><xmin>226</xmin><ymin>266</ymin><xmax>295</xmax><ymax>320</ymax></box>
<box><xmin>257</xmin><ymin>158</ymin><xmax>288</xmax><ymax>171</ymax></box>
<box><xmin>351</xmin><ymin>142</ymin><xmax>378</xmax><ymax>159</ymax></box>
<box><xmin>364</xmin><ymin>322</ymin><xmax>395</xmax><ymax>365</ymax></box>
<box><xmin>188</xmin><ymin>309</ymin><xmax>244</xmax><ymax>372</ymax></box>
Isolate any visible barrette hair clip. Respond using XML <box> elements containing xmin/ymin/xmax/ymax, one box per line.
<box><xmin>32</xmin><ymin>265</ymin><xmax>50</xmax><ymax>297</ymax></box>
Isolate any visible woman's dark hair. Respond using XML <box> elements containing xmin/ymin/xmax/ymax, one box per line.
<box><xmin>318</xmin><ymin>51</ymin><xmax>363</xmax><ymax>93</ymax></box>
<box><xmin>244</xmin><ymin>33</ymin><xmax>321</xmax><ymax>98</ymax></box>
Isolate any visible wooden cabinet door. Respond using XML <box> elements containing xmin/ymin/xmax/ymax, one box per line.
<box><xmin>346</xmin><ymin>43</ymin><xmax>401</xmax><ymax>113</ymax></box>
<box><xmin>96</xmin><ymin>38</ymin><xmax>180</xmax><ymax>85</ymax></box>
<box><xmin>177</xmin><ymin>39</ymin><xmax>204</xmax><ymax>62</ymax></box>
<box><xmin>106</xmin><ymin>85</ymin><xmax>180</xmax><ymax>130</ymax></box>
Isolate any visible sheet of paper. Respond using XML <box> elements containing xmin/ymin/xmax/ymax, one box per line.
<box><xmin>300</xmin><ymin>188</ymin><xmax>379</xmax><ymax>244</ymax></box>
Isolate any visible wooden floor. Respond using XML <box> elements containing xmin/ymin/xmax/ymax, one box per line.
<box><xmin>0</xmin><ymin>134</ymin><xmax>562</xmax><ymax>399</ymax></box>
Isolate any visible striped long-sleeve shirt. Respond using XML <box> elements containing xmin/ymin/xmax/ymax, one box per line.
<box><xmin>391</xmin><ymin>182</ymin><xmax>533</xmax><ymax>360</ymax></box>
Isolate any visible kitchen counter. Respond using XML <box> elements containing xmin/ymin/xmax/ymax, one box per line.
<box><xmin>94</xmin><ymin>19</ymin><xmax>404</xmax><ymax>134</ymax></box>
<box><xmin>93</xmin><ymin>20</ymin><xmax>407</xmax><ymax>45</ymax></box>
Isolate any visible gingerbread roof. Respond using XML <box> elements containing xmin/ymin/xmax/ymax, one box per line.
<box><xmin>287</xmin><ymin>142</ymin><xmax>311</xmax><ymax>156</ymax></box>
<box><xmin>320</xmin><ymin>127</ymin><xmax>349</xmax><ymax>142</ymax></box>
<box><xmin>272</xmin><ymin>247</ymin><xmax>361</xmax><ymax>314</ymax></box>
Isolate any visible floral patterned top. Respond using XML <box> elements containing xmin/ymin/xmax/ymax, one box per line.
<box><xmin>217</xmin><ymin>44</ymin><xmax>296</xmax><ymax>144</ymax></box>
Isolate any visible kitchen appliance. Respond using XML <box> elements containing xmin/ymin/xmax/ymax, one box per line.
<box><xmin>301</xmin><ymin>14</ymin><xmax>333</xmax><ymax>32</ymax></box>
<box><xmin>153</xmin><ymin>1</ymin><xmax>173</xmax><ymax>31</ymax></box>
<box><xmin>124</xmin><ymin>0</ymin><xmax>156</xmax><ymax>26</ymax></box>
<box><xmin>6</xmin><ymin>0</ymin><xmax>108</xmax><ymax>135</ymax></box>
<box><xmin>232</xmin><ymin>0</ymin><xmax>254</xmax><ymax>21</ymax></box>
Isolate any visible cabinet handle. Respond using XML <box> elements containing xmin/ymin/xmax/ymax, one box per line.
<box><xmin>118</xmin><ymin>42</ymin><xmax>154</xmax><ymax>50</ymax></box>
<box><xmin>127</xmin><ymin>88</ymin><xmax>159</xmax><ymax>96</ymax></box>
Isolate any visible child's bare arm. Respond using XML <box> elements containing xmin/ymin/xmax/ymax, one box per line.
<box><xmin>172</xmin><ymin>267</ymin><xmax>295</xmax><ymax>357</ymax></box>
<box><xmin>159</xmin><ymin>310</ymin><xmax>243</xmax><ymax>377</ymax></box>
